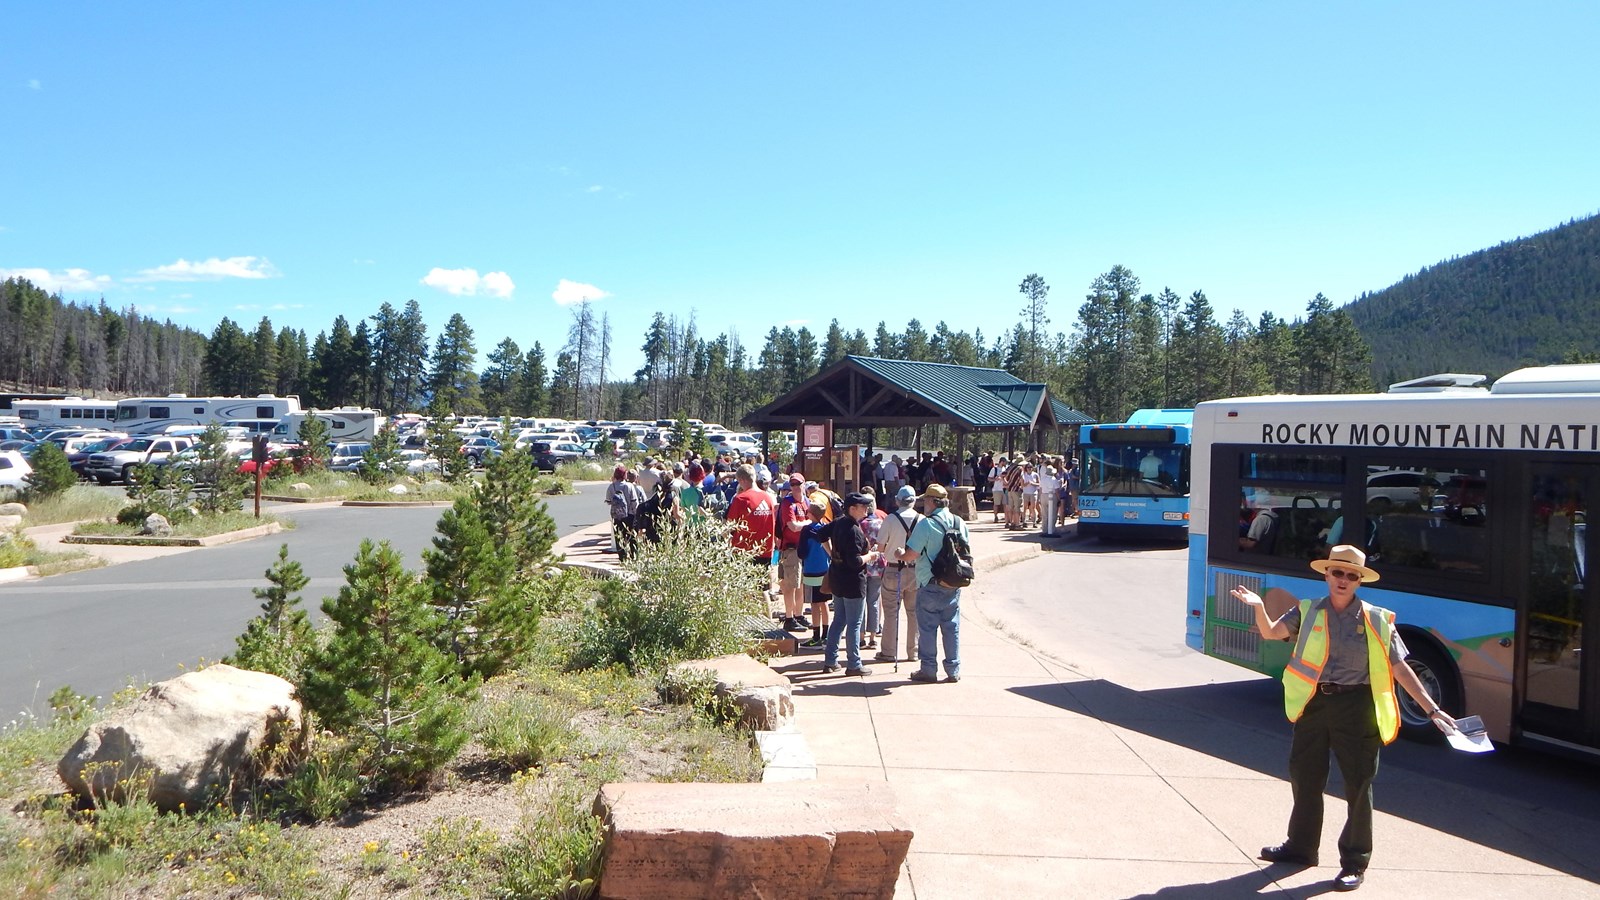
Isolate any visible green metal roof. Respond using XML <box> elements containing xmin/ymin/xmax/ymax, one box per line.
<box><xmin>1051</xmin><ymin>397</ymin><xmax>1095</xmax><ymax>426</ymax></box>
<box><xmin>846</xmin><ymin>357</ymin><xmax>1036</xmax><ymax>428</ymax></box>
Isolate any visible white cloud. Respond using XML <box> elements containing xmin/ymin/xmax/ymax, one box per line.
<box><xmin>134</xmin><ymin>256</ymin><xmax>277</xmax><ymax>282</ymax></box>
<box><xmin>481</xmin><ymin>271</ymin><xmax>515</xmax><ymax>298</ymax></box>
<box><xmin>0</xmin><ymin>266</ymin><xmax>112</xmax><ymax>293</ymax></box>
<box><xmin>270</xmin><ymin>303</ymin><xmax>306</xmax><ymax>311</ymax></box>
<box><xmin>27</xmin><ymin>79</ymin><xmax>41</xmax><ymax>91</ymax></box>
<box><xmin>551</xmin><ymin>279</ymin><xmax>611</xmax><ymax>306</ymax></box>
<box><xmin>422</xmin><ymin>268</ymin><xmax>481</xmax><ymax>296</ymax></box>
<box><xmin>586</xmin><ymin>185</ymin><xmax>604</xmax><ymax>193</ymax></box>
<box><xmin>421</xmin><ymin>267</ymin><xmax>515</xmax><ymax>299</ymax></box>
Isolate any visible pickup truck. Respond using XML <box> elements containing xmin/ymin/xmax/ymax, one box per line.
<box><xmin>83</xmin><ymin>435</ymin><xmax>196</xmax><ymax>485</ymax></box>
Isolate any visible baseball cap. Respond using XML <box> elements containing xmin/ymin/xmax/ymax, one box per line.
<box><xmin>845</xmin><ymin>492</ymin><xmax>873</xmax><ymax>509</ymax></box>
<box><xmin>788</xmin><ymin>472</ymin><xmax>804</xmax><ymax>485</ymax></box>
<box><xmin>895</xmin><ymin>485</ymin><xmax>917</xmax><ymax>503</ymax></box>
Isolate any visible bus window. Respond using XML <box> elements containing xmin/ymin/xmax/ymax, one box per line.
<box><xmin>1365</xmin><ymin>463</ymin><xmax>1489</xmax><ymax>577</ymax></box>
<box><xmin>1239</xmin><ymin>488</ymin><xmax>1341</xmax><ymax>562</ymax></box>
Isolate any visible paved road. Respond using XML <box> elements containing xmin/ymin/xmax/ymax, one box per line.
<box><xmin>0</xmin><ymin>488</ymin><xmax>609</xmax><ymax>721</ymax></box>
<box><xmin>972</xmin><ymin>534</ymin><xmax>1600</xmax><ymax>892</ymax></box>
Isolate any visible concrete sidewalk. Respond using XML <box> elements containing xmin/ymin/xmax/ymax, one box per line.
<box><xmin>768</xmin><ymin>518</ymin><xmax>1600</xmax><ymax>900</ymax></box>
<box><xmin>555</xmin><ymin>512</ymin><xmax>1600</xmax><ymax>898</ymax></box>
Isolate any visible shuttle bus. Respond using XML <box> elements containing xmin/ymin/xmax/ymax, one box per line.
<box><xmin>113</xmin><ymin>394</ymin><xmax>303</xmax><ymax>434</ymax></box>
<box><xmin>1188</xmin><ymin>367</ymin><xmax>1600</xmax><ymax>756</ymax></box>
<box><xmin>1075</xmin><ymin>408</ymin><xmax>1193</xmax><ymax>541</ymax></box>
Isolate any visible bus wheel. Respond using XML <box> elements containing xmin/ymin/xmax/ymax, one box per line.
<box><xmin>1398</xmin><ymin>640</ymin><xmax>1461</xmax><ymax>743</ymax></box>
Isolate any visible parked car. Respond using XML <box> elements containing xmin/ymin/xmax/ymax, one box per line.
<box><xmin>67</xmin><ymin>437</ymin><xmax>130</xmax><ymax>479</ymax></box>
<box><xmin>1365</xmin><ymin>469</ymin><xmax>1443</xmax><ymax>510</ymax></box>
<box><xmin>328</xmin><ymin>442</ymin><xmax>372</xmax><ymax>472</ymax></box>
<box><xmin>0</xmin><ymin>428</ymin><xmax>36</xmax><ymax>444</ymax></box>
<box><xmin>398</xmin><ymin>448</ymin><xmax>441</xmax><ymax>475</ymax></box>
<box><xmin>0</xmin><ymin>449</ymin><xmax>33</xmax><ymax>491</ymax></box>
<box><xmin>83</xmin><ymin>435</ymin><xmax>196</xmax><ymax>485</ymax></box>
<box><xmin>460</xmin><ymin>436</ymin><xmax>501</xmax><ymax>466</ymax></box>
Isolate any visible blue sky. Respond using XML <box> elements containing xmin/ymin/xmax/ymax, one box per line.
<box><xmin>4</xmin><ymin>2</ymin><xmax>1597</xmax><ymax>378</ymax></box>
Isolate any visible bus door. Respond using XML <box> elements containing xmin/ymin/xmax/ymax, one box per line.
<box><xmin>1520</xmin><ymin>466</ymin><xmax>1600</xmax><ymax>751</ymax></box>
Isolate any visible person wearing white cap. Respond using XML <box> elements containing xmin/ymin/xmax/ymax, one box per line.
<box><xmin>874</xmin><ymin>484</ymin><xmax>923</xmax><ymax>663</ymax></box>
<box><xmin>1232</xmin><ymin>545</ymin><xmax>1457</xmax><ymax>892</ymax></box>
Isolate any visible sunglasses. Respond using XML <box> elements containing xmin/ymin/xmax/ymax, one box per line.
<box><xmin>1325</xmin><ymin>568</ymin><xmax>1364</xmax><ymax>582</ymax></box>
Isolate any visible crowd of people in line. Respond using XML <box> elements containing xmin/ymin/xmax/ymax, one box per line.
<box><xmin>600</xmin><ymin>445</ymin><xmax>1079</xmax><ymax>683</ymax></box>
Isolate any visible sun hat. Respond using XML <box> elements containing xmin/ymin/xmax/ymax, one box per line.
<box><xmin>920</xmin><ymin>483</ymin><xmax>949</xmax><ymax>501</ymax></box>
<box><xmin>1309</xmin><ymin>544</ymin><xmax>1381</xmax><ymax>583</ymax></box>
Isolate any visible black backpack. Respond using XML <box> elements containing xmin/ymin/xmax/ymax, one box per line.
<box><xmin>931</xmin><ymin>522</ymin><xmax>975</xmax><ymax>588</ymax></box>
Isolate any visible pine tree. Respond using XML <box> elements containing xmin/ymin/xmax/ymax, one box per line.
<box><xmin>229</xmin><ymin>544</ymin><xmax>314</xmax><ymax>680</ymax></box>
<box><xmin>296</xmin><ymin>414</ymin><xmax>331</xmax><ymax>471</ymax></box>
<box><xmin>191</xmin><ymin>424</ymin><xmax>248</xmax><ymax>516</ymax></box>
<box><xmin>359</xmin><ymin>426</ymin><xmax>404</xmax><ymax>485</ymax></box>
<box><xmin>423</xmin><ymin>496</ymin><xmax>524</xmax><ymax>677</ymax></box>
<box><xmin>426</xmin><ymin>397</ymin><xmax>471</xmax><ymax>482</ymax></box>
<box><xmin>300</xmin><ymin>540</ymin><xmax>470</xmax><ymax>783</ymax></box>
<box><xmin>23</xmin><ymin>441</ymin><xmax>77</xmax><ymax>500</ymax></box>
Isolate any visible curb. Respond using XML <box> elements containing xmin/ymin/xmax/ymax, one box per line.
<box><xmin>0</xmin><ymin>565</ymin><xmax>39</xmax><ymax>583</ymax></box>
<box><xmin>340</xmin><ymin>500</ymin><xmax>456</xmax><ymax>508</ymax></box>
<box><xmin>62</xmin><ymin>521</ymin><xmax>284</xmax><ymax>547</ymax></box>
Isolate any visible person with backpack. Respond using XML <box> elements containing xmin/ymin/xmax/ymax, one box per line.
<box><xmin>797</xmin><ymin>499</ymin><xmax>833</xmax><ymax>648</ymax></box>
<box><xmin>896</xmin><ymin>483</ymin><xmax>972</xmax><ymax>684</ymax></box>
<box><xmin>605</xmin><ymin>465</ymin><xmax>641</xmax><ymax>560</ymax></box>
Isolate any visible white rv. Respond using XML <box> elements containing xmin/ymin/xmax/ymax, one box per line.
<box><xmin>274</xmin><ymin>407</ymin><xmax>386</xmax><ymax>444</ymax></box>
<box><xmin>113</xmin><ymin>394</ymin><xmax>304</xmax><ymax>434</ymax></box>
<box><xmin>13</xmin><ymin>397</ymin><xmax>120</xmax><ymax>429</ymax></box>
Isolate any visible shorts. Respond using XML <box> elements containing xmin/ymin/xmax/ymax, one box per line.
<box><xmin>778</xmin><ymin>546</ymin><xmax>802</xmax><ymax>590</ymax></box>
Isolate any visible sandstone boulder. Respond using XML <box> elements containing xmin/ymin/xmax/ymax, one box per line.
<box><xmin>0</xmin><ymin>514</ymin><xmax>22</xmax><ymax>530</ymax></box>
<box><xmin>288</xmin><ymin>482</ymin><xmax>312</xmax><ymax>492</ymax></box>
<box><xmin>142</xmin><ymin>514</ymin><xmax>173</xmax><ymax>536</ymax></box>
<box><xmin>0</xmin><ymin>502</ymin><xmax>27</xmax><ymax>516</ymax></box>
<box><xmin>386</xmin><ymin>483</ymin><xmax>409</xmax><ymax>495</ymax></box>
<box><xmin>672</xmin><ymin>654</ymin><xmax>793</xmax><ymax>731</ymax></box>
<box><xmin>59</xmin><ymin>664</ymin><xmax>304</xmax><ymax>812</ymax></box>
<box><xmin>594</xmin><ymin>781</ymin><xmax>911</xmax><ymax>900</ymax></box>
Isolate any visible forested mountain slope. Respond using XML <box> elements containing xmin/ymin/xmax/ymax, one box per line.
<box><xmin>1348</xmin><ymin>212</ymin><xmax>1600</xmax><ymax>384</ymax></box>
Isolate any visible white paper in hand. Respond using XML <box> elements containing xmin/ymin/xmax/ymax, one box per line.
<box><xmin>1445</xmin><ymin>714</ymin><xmax>1493</xmax><ymax>754</ymax></box>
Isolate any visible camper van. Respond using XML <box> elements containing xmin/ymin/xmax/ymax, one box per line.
<box><xmin>13</xmin><ymin>397</ymin><xmax>120</xmax><ymax>430</ymax></box>
<box><xmin>114</xmin><ymin>394</ymin><xmax>303</xmax><ymax>435</ymax></box>
<box><xmin>274</xmin><ymin>407</ymin><xmax>386</xmax><ymax>444</ymax></box>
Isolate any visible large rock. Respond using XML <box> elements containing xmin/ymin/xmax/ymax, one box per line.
<box><xmin>59</xmin><ymin>664</ymin><xmax>304</xmax><ymax>812</ymax></box>
<box><xmin>0</xmin><ymin>514</ymin><xmax>22</xmax><ymax>530</ymax></box>
<box><xmin>594</xmin><ymin>781</ymin><xmax>911</xmax><ymax>900</ymax></box>
<box><xmin>0</xmin><ymin>502</ymin><xmax>27</xmax><ymax>516</ymax></box>
<box><xmin>672</xmin><ymin>654</ymin><xmax>793</xmax><ymax>731</ymax></box>
<box><xmin>141</xmin><ymin>513</ymin><xmax>172</xmax><ymax>536</ymax></box>
<box><xmin>386</xmin><ymin>483</ymin><xmax>409</xmax><ymax>495</ymax></box>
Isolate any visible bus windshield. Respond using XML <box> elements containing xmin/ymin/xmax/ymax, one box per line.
<box><xmin>1082</xmin><ymin>443</ymin><xmax>1189</xmax><ymax>498</ymax></box>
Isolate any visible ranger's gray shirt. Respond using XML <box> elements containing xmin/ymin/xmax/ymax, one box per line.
<box><xmin>1283</xmin><ymin>596</ymin><xmax>1408</xmax><ymax>686</ymax></box>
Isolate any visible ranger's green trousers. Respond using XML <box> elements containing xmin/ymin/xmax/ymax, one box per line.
<box><xmin>1285</xmin><ymin>688</ymin><xmax>1382</xmax><ymax>870</ymax></box>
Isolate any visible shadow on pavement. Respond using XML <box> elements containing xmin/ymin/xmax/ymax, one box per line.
<box><xmin>1124</xmin><ymin>866</ymin><xmax>1313</xmax><ymax>900</ymax></box>
<box><xmin>1010</xmin><ymin>678</ymin><xmax>1600</xmax><ymax>884</ymax></box>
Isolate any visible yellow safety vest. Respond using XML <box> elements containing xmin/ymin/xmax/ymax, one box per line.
<box><xmin>1281</xmin><ymin>599</ymin><xmax>1401</xmax><ymax>745</ymax></box>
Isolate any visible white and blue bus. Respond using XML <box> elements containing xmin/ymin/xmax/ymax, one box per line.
<box><xmin>1188</xmin><ymin>367</ymin><xmax>1600</xmax><ymax>755</ymax></box>
<box><xmin>1075</xmin><ymin>408</ymin><xmax>1194</xmax><ymax>541</ymax></box>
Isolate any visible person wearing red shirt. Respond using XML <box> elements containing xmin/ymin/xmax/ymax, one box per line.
<box><xmin>725</xmin><ymin>464</ymin><xmax>777</xmax><ymax>566</ymax></box>
<box><xmin>775</xmin><ymin>473</ymin><xmax>813</xmax><ymax>632</ymax></box>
